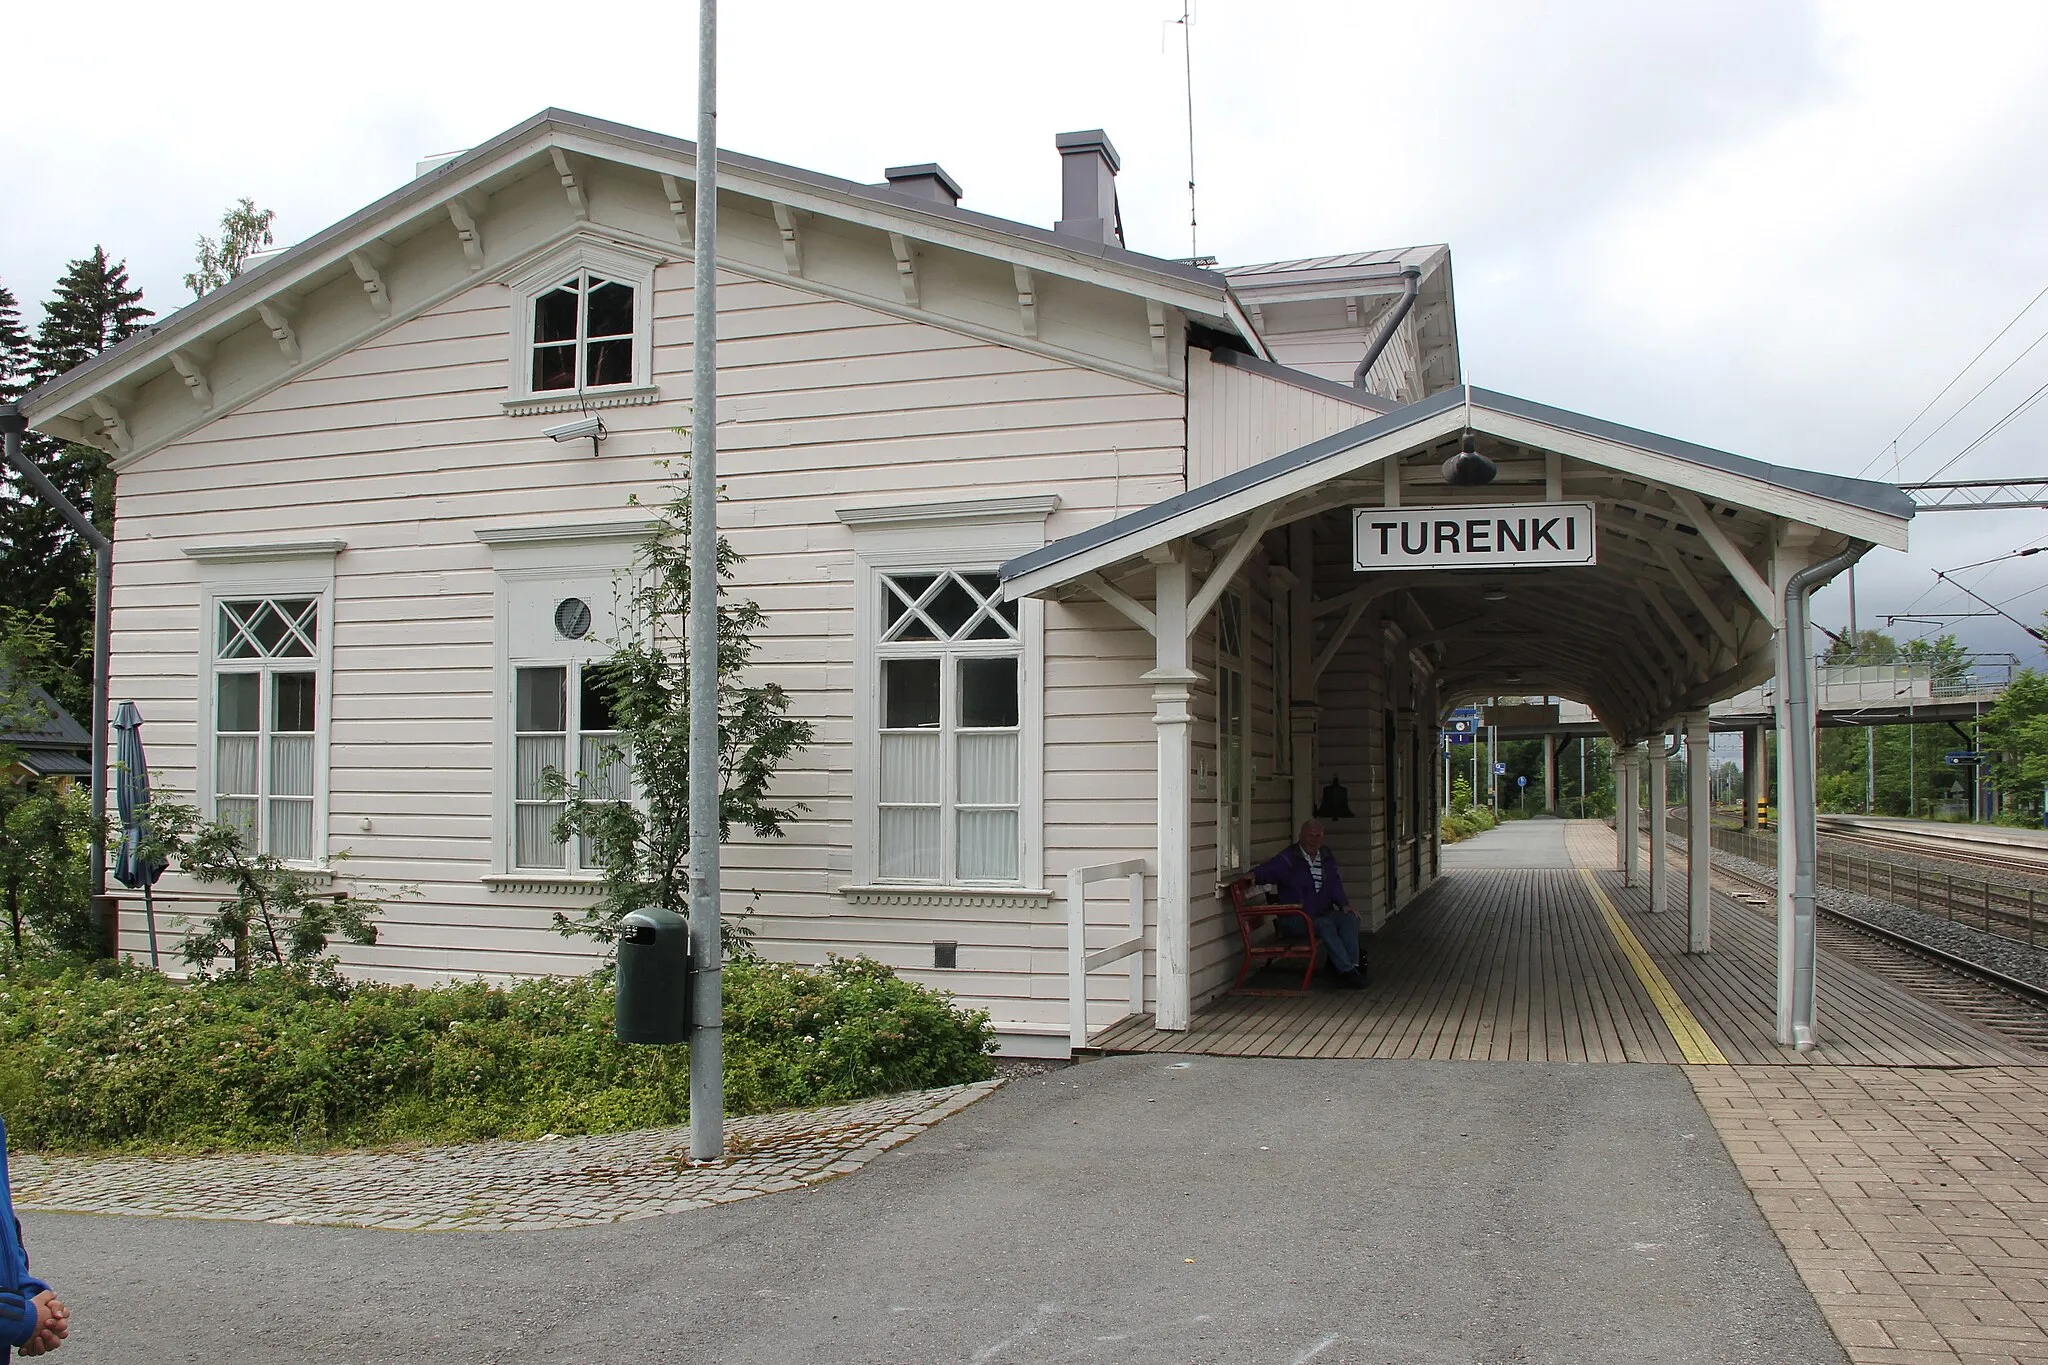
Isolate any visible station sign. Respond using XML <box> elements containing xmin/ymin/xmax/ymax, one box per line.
<box><xmin>1944</xmin><ymin>750</ymin><xmax>1983</xmax><ymax>767</ymax></box>
<box><xmin>1352</xmin><ymin>503</ymin><xmax>1598</xmax><ymax>571</ymax></box>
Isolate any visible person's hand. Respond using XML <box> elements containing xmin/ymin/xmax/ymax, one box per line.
<box><xmin>21</xmin><ymin>1291</ymin><xmax>68</xmax><ymax>1355</ymax></box>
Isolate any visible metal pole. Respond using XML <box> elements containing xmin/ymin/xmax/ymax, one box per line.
<box><xmin>0</xmin><ymin>407</ymin><xmax>113</xmax><ymax>922</ymax></box>
<box><xmin>688</xmin><ymin>0</ymin><xmax>725</xmax><ymax>1163</ymax></box>
<box><xmin>1866</xmin><ymin>726</ymin><xmax>1875</xmax><ymax>814</ymax></box>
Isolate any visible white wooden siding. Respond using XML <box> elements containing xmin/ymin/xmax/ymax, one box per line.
<box><xmin>1258</xmin><ymin>313</ymin><xmax>1422</xmax><ymax>404</ymax></box>
<box><xmin>1186</xmin><ymin>350</ymin><xmax>1379</xmax><ymax>489</ymax></box>
<box><xmin>106</xmin><ymin>262</ymin><xmax>1185</xmax><ymax>1037</ymax></box>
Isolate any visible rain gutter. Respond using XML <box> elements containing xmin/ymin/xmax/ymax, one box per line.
<box><xmin>1353</xmin><ymin>265</ymin><xmax>1422</xmax><ymax>390</ymax></box>
<box><xmin>0</xmin><ymin>402</ymin><xmax>112</xmax><ymax>941</ymax></box>
<box><xmin>1780</xmin><ymin>540</ymin><xmax>1870</xmax><ymax>1049</ymax></box>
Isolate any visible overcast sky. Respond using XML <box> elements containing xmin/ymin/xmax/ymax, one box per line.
<box><xmin>8</xmin><ymin>0</ymin><xmax>2046</xmax><ymax>671</ymax></box>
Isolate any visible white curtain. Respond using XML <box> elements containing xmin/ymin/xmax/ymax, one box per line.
<box><xmin>516</xmin><ymin>735</ymin><xmax>567</xmax><ymax>867</ymax></box>
<box><xmin>271</xmin><ymin>735</ymin><xmax>314</xmax><ymax>798</ymax></box>
<box><xmin>956</xmin><ymin>733</ymin><xmax>1016</xmax><ymax>804</ymax></box>
<box><xmin>517</xmin><ymin>803</ymin><xmax>566</xmax><ymax>869</ymax></box>
<box><xmin>269</xmin><ymin>798</ymin><xmax>314</xmax><ymax>862</ymax></box>
<box><xmin>580</xmin><ymin>735</ymin><xmax>630</xmax><ymax>799</ymax></box>
<box><xmin>516</xmin><ymin>736</ymin><xmax>564</xmax><ymax>800</ymax></box>
<box><xmin>879</xmin><ymin>808</ymin><xmax>941</xmax><ymax>880</ymax></box>
<box><xmin>216</xmin><ymin>735</ymin><xmax>258</xmax><ymax>798</ymax></box>
<box><xmin>216</xmin><ymin>797</ymin><xmax>257</xmax><ymax>846</ymax></box>
<box><xmin>879</xmin><ymin>731</ymin><xmax>943</xmax><ymax>879</ymax></box>
<box><xmin>956</xmin><ymin>810</ymin><xmax>1017</xmax><ymax>882</ymax></box>
<box><xmin>880</xmin><ymin>732</ymin><xmax>940</xmax><ymax>803</ymax></box>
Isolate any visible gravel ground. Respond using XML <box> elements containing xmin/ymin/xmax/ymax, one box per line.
<box><xmin>1715</xmin><ymin>844</ymin><xmax>2048</xmax><ymax>992</ymax></box>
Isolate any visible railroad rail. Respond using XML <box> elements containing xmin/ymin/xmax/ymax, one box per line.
<box><xmin>1706</xmin><ymin>856</ymin><xmax>2048</xmax><ymax>1052</ymax></box>
<box><xmin>1815</xmin><ymin>815</ymin><xmax>2048</xmax><ymax>875</ymax></box>
<box><xmin>1703</xmin><ymin>821</ymin><xmax>2048</xmax><ymax>948</ymax></box>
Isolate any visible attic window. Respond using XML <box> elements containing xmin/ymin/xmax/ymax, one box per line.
<box><xmin>532</xmin><ymin>271</ymin><xmax>635</xmax><ymax>392</ymax></box>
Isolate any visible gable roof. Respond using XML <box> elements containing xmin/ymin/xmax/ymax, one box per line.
<box><xmin>22</xmin><ymin>108</ymin><xmax>1260</xmax><ymax>446</ymax></box>
<box><xmin>1</xmin><ymin>677</ymin><xmax>91</xmax><ymax>777</ymax></box>
<box><xmin>1002</xmin><ymin>384</ymin><xmax>1913</xmax><ymax>597</ymax></box>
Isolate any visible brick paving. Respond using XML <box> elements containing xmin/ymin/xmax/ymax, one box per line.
<box><xmin>1691</xmin><ymin>1066</ymin><xmax>2048</xmax><ymax>1365</ymax></box>
<box><xmin>1563</xmin><ymin>816</ymin><xmax>1624</xmax><ymax>868</ymax></box>
<box><xmin>12</xmin><ymin>1079</ymin><xmax>1000</xmax><ymax>1232</ymax></box>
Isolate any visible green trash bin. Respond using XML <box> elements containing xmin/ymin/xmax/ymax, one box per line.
<box><xmin>615</xmin><ymin>906</ymin><xmax>690</xmax><ymax>1045</ymax></box>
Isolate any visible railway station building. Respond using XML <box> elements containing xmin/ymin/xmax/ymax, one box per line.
<box><xmin>16</xmin><ymin>108</ymin><xmax>1914</xmax><ymax>1056</ymax></box>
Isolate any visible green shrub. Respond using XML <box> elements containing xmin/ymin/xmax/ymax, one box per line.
<box><xmin>0</xmin><ymin>954</ymin><xmax>994</xmax><ymax>1155</ymax></box>
<box><xmin>1440</xmin><ymin>802</ymin><xmax>1500</xmax><ymax>844</ymax></box>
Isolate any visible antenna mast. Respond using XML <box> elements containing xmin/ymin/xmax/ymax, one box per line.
<box><xmin>1176</xmin><ymin>3</ymin><xmax>1198</xmax><ymax>260</ymax></box>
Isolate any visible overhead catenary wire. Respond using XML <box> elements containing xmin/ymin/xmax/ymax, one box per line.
<box><xmin>1919</xmin><ymin>371</ymin><xmax>2048</xmax><ymax>483</ymax></box>
<box><xmin>1931</xmin><ymin>568</ymin><xmax>2048</xmax><ymax>644</ymax></box>
<box><xmin>1861</xmin><ymin>279</ymin><xmax>2048</xmax><ymax>478</ymax></box>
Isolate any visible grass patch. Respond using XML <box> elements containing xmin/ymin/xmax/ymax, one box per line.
<box><xmin>0</xmin><ymin>955</ymin><xmax>994</xmax><ymax>1155</ymax></box>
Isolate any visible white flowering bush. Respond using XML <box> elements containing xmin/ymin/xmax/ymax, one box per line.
<box><xmin>0</xmin><ymin>954</ymin><xmax>993</xmax><ymax>1154</ymax></box>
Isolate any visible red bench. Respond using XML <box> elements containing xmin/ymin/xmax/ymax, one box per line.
<box><xmin>1227</xmin><ymin>877</ymin><xmax>1321</xmax><ymax>994</ymax></box>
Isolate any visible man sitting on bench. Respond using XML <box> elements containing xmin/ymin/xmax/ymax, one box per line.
<box><xmin>1252</xmin><ymin>820</ymin><xmax>1368</xmax><ymax>989</ymax></box>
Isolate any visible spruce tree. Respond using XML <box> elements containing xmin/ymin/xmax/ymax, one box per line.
<box><xmin>0</xmin><ymin>249</ymin><xmax>154</xmax><ymax>709</ymax></box>
<box><xmin>0</xmin><ymin>282</ymin><xmax>29</xmax><ymax>404</ymax></box>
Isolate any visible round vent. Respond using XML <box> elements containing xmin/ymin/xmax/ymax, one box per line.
<box><xmin>553</xmin><ymin>597</ymin><xmax>593</xmax><ymax>640</ymax></box>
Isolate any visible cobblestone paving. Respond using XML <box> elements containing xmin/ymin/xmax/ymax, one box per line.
<box><xmin>1692</xmin><ymin>1065</ymin><xmax>2048</xmax><ymax>1365</ymax></box>
<box><xmin>12</xmin><ymin>1080</ymin><xmax>1001</xmax><ymax>1232</ymax></box>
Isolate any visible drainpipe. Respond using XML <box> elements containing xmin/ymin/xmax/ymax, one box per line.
<box><xmin>1353</xmin><ymin>265</ymin><xmax>1422</xmax><ymax>392</ymax></box>
<box><xmin>0</xmin><ymin>402</ymin><xmax>114</xmax><ymax>945</ymax></box>
<box><xmin>1781</xmin><ymin>541</ymin><xmax>1870</xmax><ymax>1050</ymax></box>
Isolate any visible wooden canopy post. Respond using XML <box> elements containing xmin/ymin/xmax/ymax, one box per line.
<box><xmin>1685</xmin><ymin>711</ymin><xmax>1712</xmax><ymax>952</ymax></box>
<box><xmin>1142</xmin><ymin>551</ymin><xmax>1200</xmax><ymax>1031</ymax></box>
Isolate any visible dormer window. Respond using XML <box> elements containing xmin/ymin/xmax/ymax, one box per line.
<box><xmin>502</xmin><ymin>238</ymin><xmax>662</xmax><ymax>414</ymax></box>
<box><xmin>532</xmin><ymin>271</ymin><xmax>635</xmax><ymax>392</ymax></box>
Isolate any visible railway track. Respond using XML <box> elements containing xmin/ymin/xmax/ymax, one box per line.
<box><xmin>1818</xmin><ymin>826</ymin><xmax>2048</xmax><ymax>878</ymax></box>
<box><xmin>1711</xmin><ymin>859</ymin><xmax>2048</xmax><ymax>1053</ymax></box>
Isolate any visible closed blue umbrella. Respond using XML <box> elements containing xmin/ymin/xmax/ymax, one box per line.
<box><xmin>111</xmin><ymin>701</ymin><xmax>166</xmax><ymax>967</ymax></box>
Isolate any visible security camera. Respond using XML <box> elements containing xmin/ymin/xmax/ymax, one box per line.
<box><xmin>542</xmin><ymin>415</ymin><xmax>606</xmax><ymax>443</ymax></box>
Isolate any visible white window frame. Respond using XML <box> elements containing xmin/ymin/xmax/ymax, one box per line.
<box><xmin>508</xmin><ymin>658</ymin><xmax>629</xmax><ymax>874</ymax></box>
<box><xmin>873</xmin><ymin>571</ymin><xmax>1024</xmax><ymax>885</ymax></box>
<box><xmin>841</xmin><ymin>496</ymin><xmax>1056</xmax><ymax>891</ymax></box>
<box><xmin>478</xmin><ymin>519</ymin><xmax>654</xmax><ymax>887</ymax></box>
<box><xmin>501</xmin><ymin>237</ymin><xmax>661</xmax><ymax>412</ymax></box>
<box><xmin>1216</xmin><ymin>588</ymin><xmax>1251</xmax><ymax>875</ymax></box>
<box><xmin>184</xmin><ymin>541</ymin><xmax>342</xmax><ymax>868</ymax></box>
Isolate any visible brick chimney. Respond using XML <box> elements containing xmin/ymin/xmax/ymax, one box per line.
<box><xmin>1053</xmin><ymin>130</ymin><xmax>1123</xmax><ymax>247</ymax></box>
<box><xmin>883</xmin><ymin>163</ymin><xmax>963</xmax><ymax>207</ymax></box>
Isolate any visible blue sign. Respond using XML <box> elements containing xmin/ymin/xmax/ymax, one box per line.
<box><xmin>1517</xmin><ymin>775</ymin><xmax>1528</xmax><ymax>788</ymax></box>
<box><xmin>1494</xmin><ymin>762</ymin><xmax>1507</xmax><ymax>775</ymax></box>
<box><xmin>1944</xmin><ymin>751</ymin><xmax>1983</xmax><ymax>767</ymax></box>
<box><xmin>1444</xmin><ymin>733</ymin><xmax>1475</xmax><ymax>745</ymax></box>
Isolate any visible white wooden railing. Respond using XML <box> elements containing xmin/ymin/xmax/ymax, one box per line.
<box><xmin>1065</xmin><ymin>858</ymin><xmax>1148</xmax><ymax>1051</ymax></box>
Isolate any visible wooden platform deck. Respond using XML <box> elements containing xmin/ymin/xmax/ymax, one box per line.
<box><xmin>1089</xmin><ymin>859</ymin><xmax>2044</xmax><ymax>1067</ymax></box>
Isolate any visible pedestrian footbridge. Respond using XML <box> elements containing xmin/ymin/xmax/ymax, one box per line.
<box><xmin>1089</xmin><ymin>819</ymin><xmax>2039</xmax><ymax>1067</ymax></box>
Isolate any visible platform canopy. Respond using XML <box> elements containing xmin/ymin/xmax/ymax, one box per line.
<box><xmin>1003</xmin><ymin>385</ymin><xmax>1914</xmax><ymax>743</ymax></box>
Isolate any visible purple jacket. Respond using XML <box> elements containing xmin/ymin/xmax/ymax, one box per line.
<box><xmin>1251</xmin><ymin>844</ymin><xmax>1350</xmax><ymax>919</ymax></box>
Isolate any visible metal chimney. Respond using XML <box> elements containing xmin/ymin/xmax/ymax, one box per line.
<box><xmin>1054</xmin><ymin>130</ymin><xmax>1123</xmax><ymax>247</ymax></box>
<box><xmin>883</xmin><ymin>163</ymin><xmax>963</xmax><ymax>207</ymax></box>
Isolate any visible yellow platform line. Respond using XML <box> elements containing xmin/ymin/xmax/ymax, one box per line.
<box><xmin>1579</xmin><ymin>868</ymin><xmax>1729</xmax><ymax>1065</ymax></box>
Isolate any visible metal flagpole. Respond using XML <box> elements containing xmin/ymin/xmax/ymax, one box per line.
<box><xmin>688</xmin><ymin>0</ymin><xmax>725</xmax><ymax>1163</ymax></box>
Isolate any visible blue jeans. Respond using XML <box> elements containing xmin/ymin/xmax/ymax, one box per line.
<box><xmin>1314</xmin><ymin>910</ymin><xmax>1362</xmax><ymax>974</ymax></box>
